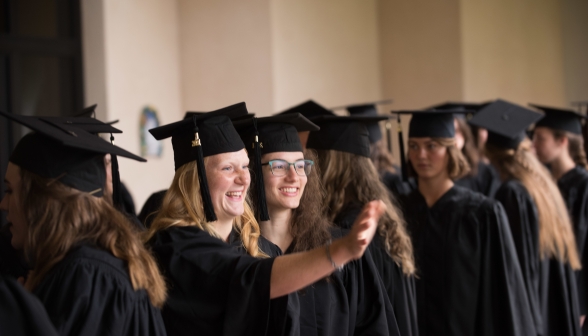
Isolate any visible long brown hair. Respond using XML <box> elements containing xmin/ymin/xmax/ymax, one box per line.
<box><xmin>315</xmin><ymin>149</ymin><xmax>415</xmax><ymax>275</ymax></box>
<box><xmin>552</xmin><ymin>130</ymin><xmax>588</xmax><ymax>169</ymax></box>
<box><xmin>455</xmin><ymin>118</ymin><xmax>479</xmax><ymax>176</ymax></box>
<box><xmin>486</xmin><ymin>139</ymin><xmax>581</xmax><ymax>269</ymax></box>
<box><xmin>407</xmin><ymin>138</ymin><xmax>471</xmax><ymax>180</ymax></box>
<box><xmin>249</xmin><ymin>149</ymin><xmax>332</xmax><ymax>253</ymax></box>
<box><xmin>370</xmin><ymin>140</ymin><xmax>397</xmax><ymax>175</ymax></box>
<box><xmin>144</xmin><ymin>160</ymin><xmax>267</xmax><ymax>258</ymax></box>
<box><xmin>19</xmin><ymin>169</ymin><xmax>167</xmax><ymax>308</ymax></box>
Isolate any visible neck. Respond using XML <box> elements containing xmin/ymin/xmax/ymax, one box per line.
<box><xmin>551</xmin><ymin>153</ymin><xmax>576</xmax><ymax>180</ymax></box>
<box><xmin>260</xmin><ymin>207</ymin><xmax>294</xmax><ymax>253</ymax></box>
<box><xmin>214</xmin><ymin>218</ymin><xmax>234</xmax><ymax>242</ymax></box>
<box><xmin>418</xmin><ymin>174</ymin><xmax>454</xmax><ymax>208</ymax></box>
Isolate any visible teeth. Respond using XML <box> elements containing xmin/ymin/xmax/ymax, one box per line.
<box><xmin>280</xmin><ymin>187</ymin><xmax>297</xmax><ymax>193</ymax></box>
<box><xmin>226</xmin><ymin>191</ymin><xmax>242</xmax><ymax>197</ymax></box>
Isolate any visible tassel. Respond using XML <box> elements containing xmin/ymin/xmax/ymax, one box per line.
<box><xmin>582</xmin><ymin>117</ymin><xmax>588</xmax><ymax>160</ymax></box>
<box><xmin>397</xmin><ymin>115</ymin><xmax>408</xmax><ymax>182</ymax></box>
<box><xmin>252</xmin><ymin>118</ymin><xmax>270</xmax><ymax>221</ymax></box>
<box><xmin>192</xmin><ymin>116</ymin><xmax>217</xmax><ymax>222</ymax></box>
<box><xmin>386</xmin><ymin>120</ymin><xmax>393</xmax><ymax>154</ymax></box>
<box><xmin>110</xmin><ymin>134</ymin><xmax>123</xmax><ymax>209</ymax></box>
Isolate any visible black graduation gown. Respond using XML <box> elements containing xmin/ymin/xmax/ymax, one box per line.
<box><xmin>137</xmin><ymin>189</ymin><xmax>167</xmax><ymax>228</ymax></box>
<box><xmin>557</xmin><ymin>166</ymin><xmax>588</xmax><ymax>322</ymax></box>
<box><xmin>149</xmin><ymin>226</ymin><xmax>289</xmax><ymax>336</ymax></box>
<box><xmin>400</xmin><ymin>185</ymin><xmax>536</xmax><ymax>336</ymax></box>
<box><xmin>33</xmin><ymin>244</ymin><xmax>166</xmax><ymax>336</ymax></box>
<box><xmin>0</xmin><ymin>275</ymin><xmax>58</xmax><ymax>336</ymax></box>
<box><xmin>455</xmin><ymin>161</ymin><xmax>501</xmax><ymax>198</ymax></box>
<box><xmin>495</xmin><ymin>180</ymin><xmax>581</xmax><ymax>336</ymax></box>
<box><xmin>0</xmin><ymin>225</ymin><xmax>28</xmax><ymax>279</ymax></box>
<box><xmin>334</xmin><ymin>203</ymin><xmax>419</xmax><ymax>336</ymax></box>
<box><xmin>382</xmin><ymin>173</ymin><xmax>418</xmax><ymax>197</ymax></box>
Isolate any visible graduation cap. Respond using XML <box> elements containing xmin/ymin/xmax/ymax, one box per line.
<box><xmin>149</xmin><ymin>102</ymin><xmax>249</xmax><ymax>222</ymax></box>
<box><xmin>425</xmin><ymin>101</ymin><xmax>491</xmax><ymax>120</ymax></box>
<box><xmin>275</xmin><ymin>100</ymin><xmax>335</xmax><ymax>119</ymax></box>
<box><xmin>234</xmin><ymin>113</ymin><xmax>319</xmax><ymax>221</ymax></box>
<box><xmin>468</xmin><ymin>99</ymin><xmax>543</xmax><ymax>149</ymax></box>
<box><xmin>1</xmin><ymin>110</ymin><xmax>145</xmax><ymax>198</ymax></box>
<box><xmin>184</xmin><ymin>111</ymin><xmax>255</xmax><ymax>121</ymax></box>
<box><xmin>391</xmin><ymin>110</ymin><xmax>471</xmax><ymax>180</ymax></box>
<box><xmin>530</xmin><ymin>104</ymin><xmax>586</xmax><ymax>135</ymax></box>
<box><xmin>306</xmin><ymin>115</ymin><xmax>388</xmax><ymax>158</ymax></box>
<box><xmin>331</xmin><ymin>99</ymin><xmax>393</xmax><ymax>144</ymax></box>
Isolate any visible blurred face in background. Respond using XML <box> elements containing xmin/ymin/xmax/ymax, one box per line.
<box><xmin>408</xmin><ymin>138</ymin><xmax>450</xmax><ymax>180</ymax></box>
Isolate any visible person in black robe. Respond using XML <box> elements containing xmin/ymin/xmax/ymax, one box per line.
<box><xmin>144</xmin><ymin>102</ymin><xmax>386</xmax><ymax>336</ymax></box>
<box><xmin>393</xmin><ymin>108</ymin><xmax>537</xmax><ymax>336</ymax></box>
<box><xmin>236</xmin><ymin>114</ymin><xmax>400</xmax><ymax>336</ymax></box>
<box><xmin>304</xmin><ymin>115</ymin><xmax>418</xmax><ymax>336</ymax></box>
<box><xmin>137</xmin><ymin>189</ymin><xmax>167</xmax><ymax>228</ymax></box>
<box><xmin>530</xmin><ymin>104</ymin><xmax>588</xmax><ymax>332</ymax></box>
<box><xmin>0</xmin><ymin>275</ymin><xmax>58</xmax><ymax>336</ymax></box>
<box><xmin>471</xmin><ymin>99</ymin><xmax>582</xmax><ymax>336</ymax></box>
<box><xmin>0</xmin><ymin>112</ymin><xmax>168</xmax><ymax>336</ymax></box>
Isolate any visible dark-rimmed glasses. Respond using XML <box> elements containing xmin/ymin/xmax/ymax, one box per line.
<box><xmin>261</xmin><ymin>159</ymin><xmax>314</xmax><ymax>176</ymax></box>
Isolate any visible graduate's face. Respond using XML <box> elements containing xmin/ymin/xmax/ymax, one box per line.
<box><xmin>533</xmin><ymin>127</ymin><xmax>566</xmax><ymax>164</ymax></box>
<box><xmin>454</xmin><ymin>119</ymin><xmax>465</xmax><ymax>150</ymax></box>
<box><xmin>261</xmin><ymin>151</ymin><xmax>308</xmax><ymax>212</ymax></box>
<box><xmin>0</xmin><ymin>163</ymin><xmax>29</xmax><ymax>251</ymax></box>
<box><xmin>205</xmin><ymin>149</ymin><xmax>251</xmax><ymax>222</ymax></box>
<box><xmin>407</xmin><ymin>138</ymin><xmax>449</xmax><ymax>179</ymax></box>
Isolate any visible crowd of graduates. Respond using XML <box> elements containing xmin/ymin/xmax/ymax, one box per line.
<box><xmin>1</xmin><ymin>97</ymin><xmax>588</xmax><ymax>336</ymax></box>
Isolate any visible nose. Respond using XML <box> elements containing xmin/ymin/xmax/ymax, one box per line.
<box><xmin>284</xmin><ymin>165</ymin><xmax>299</xmax><ymax>181</ymax></box>
<box><xmin>236</xmin><ymin>167</ymin><xmax>251</xmax><ymax>185</ymax></box>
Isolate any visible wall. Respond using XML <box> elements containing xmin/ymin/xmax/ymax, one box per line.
<box><xmin>178</xmin><ymin>0</ymin><xmax>274</xmax><ymax>115</ymax></box>
<box><xmin>271</xmin><ymin>0</ymin><xmax>382</xmax><ymax>112</ymax></box>
<box><xmin>82</xmin><ymin>0</ymin><xmax>183</xmax><ymax>209</ymax></box>
<box><xmin>460</xmin><ymin>0</ymin><xmax>567</xmax><ymax>106</ymax></box>
<box><xmin>560</xmin><ymin>0</ymin><xmax>588</xmax><ymax>105</ymax></box>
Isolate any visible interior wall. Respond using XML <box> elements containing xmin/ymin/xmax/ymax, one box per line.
<box><xmin>83</xmin><ymin>0</ymin><xmax>183</xmax><ymax>209</ymax></box>
<box><xmin>560</xmin><ymin>0</ymin><xmax>588</xmax><ymax>105</ymax></box>
<box><xmin>460</xmin><ymin>0</ymin><xmax>567</xmax><ymax>106</ymax></box>
<box><xmin>178</xmin><ymin>0</ymin><xmax>274</xmax><ymax>115</ymax></box>
<box><xmin>270</xmin><ymin>0</ymin><xmax>382</xmax><ymax>112</ymax></box>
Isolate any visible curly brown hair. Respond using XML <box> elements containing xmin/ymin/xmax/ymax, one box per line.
<box><xmin>19</xmin><ymin>168</ymin><xmax>167</xmax><ymax>308</ymax></box>
<box><xmin>248</xmin><ymin>149</ymin><xmax>332</xmax><ymax>253</ymax></box>
<box><xmin>315</xmin><ymin>149</ymin><xmax>415</xmax><ymax>275</ymax></box>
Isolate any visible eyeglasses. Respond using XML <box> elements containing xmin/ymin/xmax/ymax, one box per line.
<box><xmin>261</xmin><ymin>159</ymin><xmax>314</xmax><ymax>176</ymax></box>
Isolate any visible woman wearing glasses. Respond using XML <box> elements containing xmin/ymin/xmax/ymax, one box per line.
<box><xmin>144</xmin><ymin>104</ymin><xmax>386</xmax><ymax>336</ymax></box>
<box><xmin>237</xmin><ymin>114</ymin><xmax>399</xmax><ymax>336</ymax></box>
<box><xmin>304</xmin><ymin>115</ymin><xmax>417</xmax><ymax>336</ymax></box>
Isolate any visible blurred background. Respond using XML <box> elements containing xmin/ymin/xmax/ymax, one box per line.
<box><xmin>1</xmin><ymin>0</ymin><xmax>587</xmax><ymax>219</ymax></box>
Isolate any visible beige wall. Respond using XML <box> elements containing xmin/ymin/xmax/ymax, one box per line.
<box><xmin>561</xmin><ymin>0</ymin><xmax>588</xmax><ymax>104</ymax></box>
<box><xmin>271</xmin><ymin>0</ymin><xmax>382</xmax><ymax>111</ymax></box>
<box><xmin>460</xmin><ymin>0</ymin><xmax>567</xmax><ymax>106</ymax></box>
<box><xmin>83</xmin><ymin>0</ymin><xmax>183</xmax><ymax>209</ymax></box>
<box><xmin>178</xmin><ymin>0</ymin><xmax>274</xmax><ymax>115</ymax></box>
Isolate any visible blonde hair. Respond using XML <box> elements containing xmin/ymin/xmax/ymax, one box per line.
<box><xmin>144</xmin><ymin>160</ymin><xmax>267</xmax><ymax>258</ymax></box>
<box><xmin>316</xmin><ymin>149</ymin><xmax>415</xmax><ymax>275</ymax></box>
<box><xmin>486</xmin><ymin>139</ymin><xmax>581</xmax><ymax>269</ymax></box>
<box><xmin>19</xmin><ymin>169</ymin><xmax>167</xmax><ymax>308</ymax></box>
<box><xmin>407</xmin><ymin>137</ymin><xmax>470</xmax><ymax>180</ymax></box>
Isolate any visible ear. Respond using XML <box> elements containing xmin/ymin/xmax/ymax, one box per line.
<box><xmin>556</xmin><ymin>135</ymin><xmax>569</xmax><ymax>148</ymax></box>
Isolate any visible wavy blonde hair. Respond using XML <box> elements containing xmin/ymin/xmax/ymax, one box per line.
<box><xmin>144</xmin><ymin>159</ymin><xmax>267</xmax><ymax>258</ymax></box>
<box><xmin>315</xmin><ymin>149</ymin><xmax>415</xmax><ymax>275</ymax></box>
<box><xmin>486</xmin><ymin>139</ymin><xmax>581</xmax><ymax>269</ymax></box>
<box><xmin>19</xmin><ymin>168</ymin><xmax>167</xmax><ymax>308</ymax></box>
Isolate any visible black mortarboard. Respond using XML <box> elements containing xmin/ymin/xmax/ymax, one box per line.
<box><xmin>234</xmin><ymin>113</ymin><xmax>319</xmax><ymax>221</ymax></box>
<box><xmin>276</xmin><ymin>100</ymin><xmax>335</xmax><ymax>120</ymax></box>
<box><xmin>530</xmin><ymin>104</ymin><xmax>586</xmax><ymax>135</ymax></box>
<box><xmin>74</xmin><ymin>104</ymin><xmax>98</xmax><ymax>118</ymax></box>
<box><xmin>331</xmin><ymin>99</ymin><xmax>393</xmax><ymax>144</ymax></box>
<box><xmin>184</xmin><ymin>111</ymin><xmax>254</xmax><ymax>121</ymax></box>
<box><xmin>306</xmin><ymin>115</ymin><xmax>388</xmax><ymax>157</ymax></box>
<box><xmin>1</xmin><ymin>111</ymin><xmax>145</xmax><ymax>197</ymax></box>
<box><xmin>149</xmin><ymin>102</ymin><xmax>248</xmax><ymax>222</ymax></box>
<box><xmin>468</xmin><ymin>99</ymin><xmax>543</xmax><ymax>149</ymax></box>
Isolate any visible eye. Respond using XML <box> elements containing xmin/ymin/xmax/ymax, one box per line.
<box><xmin>242</xmin><ymin>165</ymin><xmax>249</xmax><ymax>169</ymax></box>
<box><xmin>427</xmin><ymin>143</ymin><xmax>438</xmax><ymax>150</ymax></box>
<box><xmin>222</xmin><ymin>166</ymin><xmax>233</xmax><ymax>172</ymax></box>
<box><xmin>408</xmin><ymin>144</ymin><xmax>418</xmax><ymax>150</ymax></box>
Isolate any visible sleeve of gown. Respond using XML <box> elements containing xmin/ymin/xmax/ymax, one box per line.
<box><xmin>0</xmin><ymin>276</ymin><xmax>58</xmax><ymax>336</ymax></box>
<box><xmin>475</xmin><ymin>201</ymin><xmax>537</xmax><ymax>336</ymax></box>
<box><xmin>494</xmin><ymin>183</ymin><xmax>543</xmax><ymax>335</ymax></box>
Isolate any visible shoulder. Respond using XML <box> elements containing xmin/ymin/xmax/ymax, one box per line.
<box><xmin>495</xmin><ymin>179</ymin><xmax>531</xmax><ymax>203</ymax></box>
<box><xmin>450</xmin><ymin>186</ymin><xmax>505</xmax><ymax>219</ymax></box>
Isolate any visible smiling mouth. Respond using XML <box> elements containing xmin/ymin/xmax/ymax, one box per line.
<box><xmin>279</xmin><ymin>187</ymin><xmax>299</xmax><ymax>193</ymax></box>
<box><xmin>225</xmin><ymin>191</ymin><xmax>243</xmax><ymax>198</ymax></box>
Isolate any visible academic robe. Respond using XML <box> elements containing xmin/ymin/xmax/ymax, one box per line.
<box><xmin>334</xmin><ymin>203</ymin><xmax>418</xmax><ymax>336</ymax></box>
<box><xmin>400</xmin><ymin>185</ymin><xmax>537</xmax><ymax>336</ymax></box>
<box><xmin>495</xmin><ymin>179</ymin><xmax>581</xmax><ymax>336</ymax></box>
<box><xmin>138</xmin><ymin>189</ymin><xmax>167</xmax><ymax>228</ymax></box>
<box><xmin>0</xmin><ymin>275</ymin><xmax>58</xmax><ymax>336</ymax></box>
<box><xmin>149</xmin><ymin>226</ymin><xmax>289</xmax><ymax>336</ymax></box>
<box><xmin>382</xmin><ymin>173</ymin><xmax>417</xmax><ymax>197</ymax></box>
<box><xmin>0</xmin><ymin>225</ymin><xmax>28</xmax><ymax>279</ymax></box>
<box><xmin>455</xmin><ymin>161</ymin><xmax>501</xmax><ymax>198</ymax></box>
<box><xmin>557</xmin><ymin>166</ymin><xmax>588</xmax><ymax>323</ymax></box>
<box><xmin>33</xmin><ymin>244</ymin><xmax>166</xmax><ymax>336</ymax></box>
